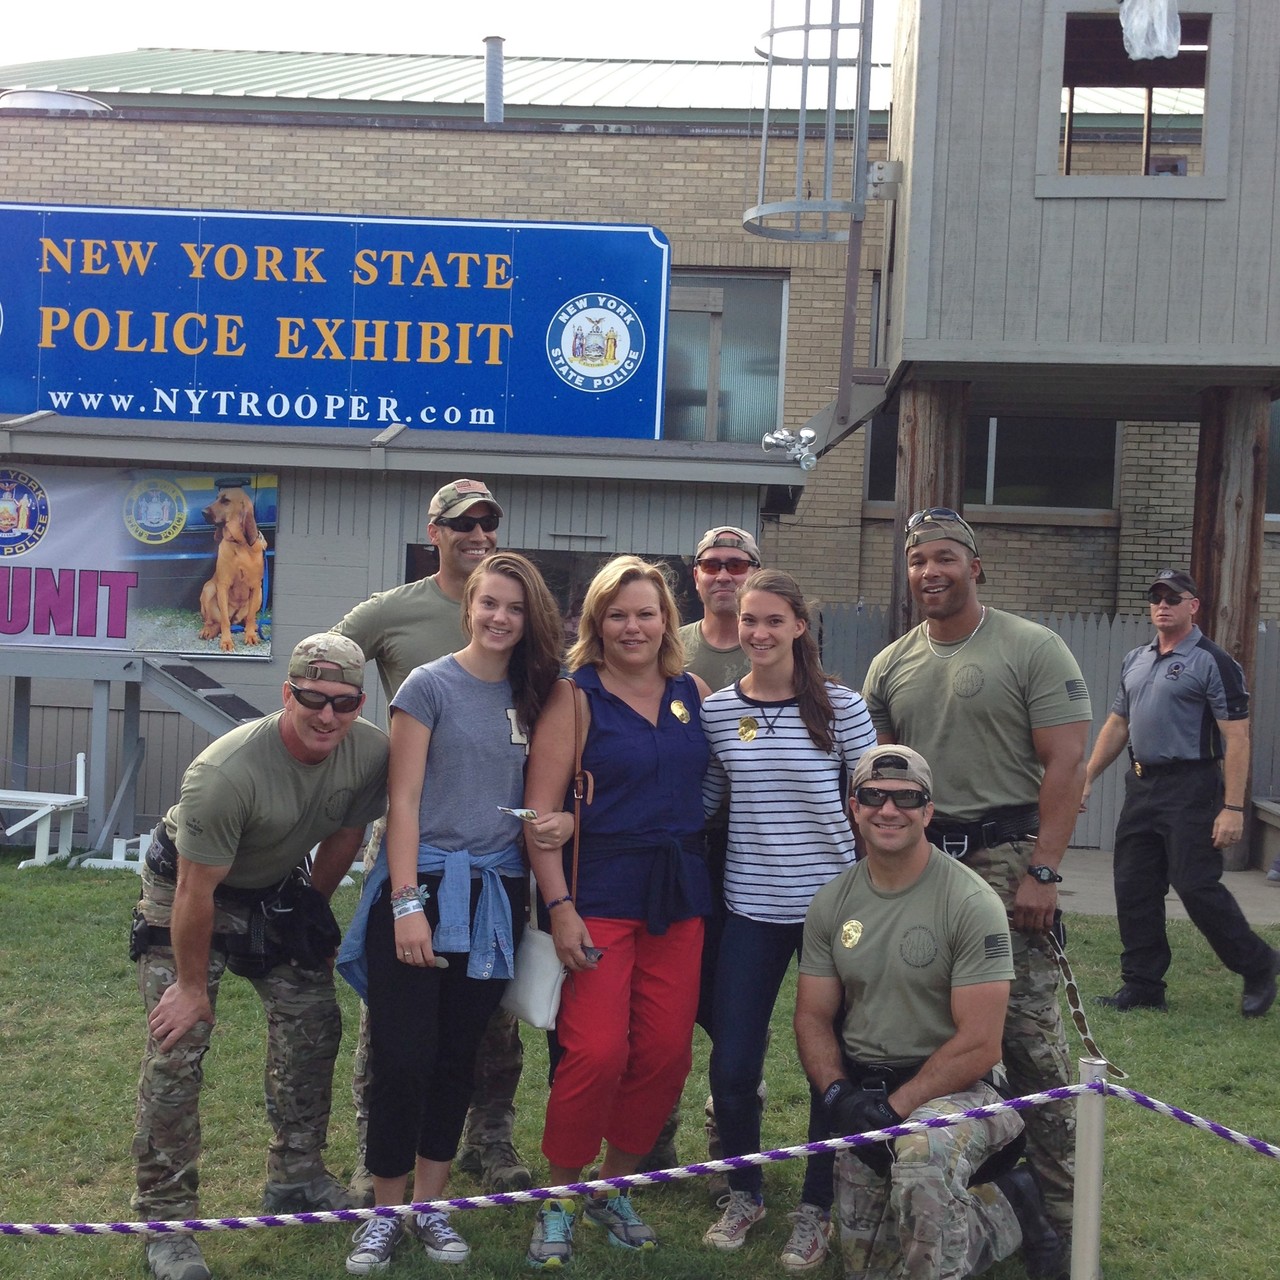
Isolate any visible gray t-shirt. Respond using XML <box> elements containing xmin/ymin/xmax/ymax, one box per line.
<box><xmin>390</xmin><ymin>654</ymin><xmax>529</xmax><ymax>854</ymax></box>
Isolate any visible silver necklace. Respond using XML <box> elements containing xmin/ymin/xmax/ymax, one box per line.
<box><xmin>923</xmin><ymin>606</ymin><xmax>987</xmax><ymax>659</ymax></box>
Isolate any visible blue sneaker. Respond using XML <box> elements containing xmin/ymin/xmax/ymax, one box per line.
<box><xmin>527</xmin><ymin>1199</ymin><xmax>576</xmax><ymax>1270</ymax></box>
<box><xmin>583</xmin><ymin>1192</ymin><xmax>657</xmax><ymax>1251</ymax></box>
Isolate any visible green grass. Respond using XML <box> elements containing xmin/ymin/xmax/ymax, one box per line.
<box><xmin>0</xmin><ymin>855</ymin><xmax>1276</xmax><ymax>1279</ymax></box>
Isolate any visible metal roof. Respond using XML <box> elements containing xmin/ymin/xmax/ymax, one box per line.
<box><xmin>0</xmin><ymin>47</ymin><xmax>892</xmax><ymax>115</ymax></box>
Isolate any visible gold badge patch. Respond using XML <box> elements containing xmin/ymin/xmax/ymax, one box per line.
<box><xmin>841</xmin><ymin>919</ymin><xmax>864</xmax><ymax>949</ymax></box>
<box><xmin>670</xmin><ymin>699</ymin><xmax>690</xmax><ymax>724</ymax></box>
<box><xmin>738</xmin><ymin>716</ymin><xmax>758</xmax><ymax>742</ymax></box>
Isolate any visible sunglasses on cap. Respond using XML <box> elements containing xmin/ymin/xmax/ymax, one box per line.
<box><xmin>288</xmin><ymin>683</ymin><xmax>364</xmax><ymax>714</ymax></box>
<box><xmin>434</xmin><ymin>514</ymin><xmax>500</xmax><ymax>533</ymax></box>
<box><xmin>1147</xmin><ymin>588</ymin><xmax>1190</xmax><ymax>606</ymax></box>
<box><xmin>697</xmin><ymin>557</ymin><xmax>757</xmax><ymax>576</ymax></box>
<box><xmin>854</xmin><ymin>785</ymin><xmax>931</xmax><ymax>810</ymax></box>
<box><xmin>906</xmin><ymin>506</ymin><xmax>965</xmax><ymax>530</ymax></box>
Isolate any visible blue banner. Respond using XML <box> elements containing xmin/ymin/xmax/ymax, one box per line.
<box><xmin>0</xmin><ymin>203</ymin><xmax>670</xmax><ymax>440</ymax></box>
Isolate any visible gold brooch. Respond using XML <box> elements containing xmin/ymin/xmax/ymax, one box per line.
<box><xmin>670</xmin><ymin>699</ymin><xmax>691</xmax><ymax>724</ymax></box>
<box><xmin>738</xmin><ymin>716</ymin><xmax>758</xmax><ymax>742</ymax></box>
<box><xmin>840</xmin><ymin>919</ymin><xmax>864</xmax><ymax>949</ymax></box>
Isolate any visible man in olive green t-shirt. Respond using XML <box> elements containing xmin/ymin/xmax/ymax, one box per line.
<box><xmin>333</xmin><ymin>478</ymin><xmax>532</xmax><ymax>1198</ymax></box>
<box><xmin>132</xmin><ymin>633</ymin><xmax>389</xmax><ymax>1280</ymax></box>
<box><xmin>797</xmin><ymin>745</ymin><xmax>1058</xmax><ymax>1279</ymax></box>
<box><xmin>862</xmin><ymin>508</ymin><xmax>1089</xmax><ymax>1268</ymax></box>
<box><xmin>678</xmin><ymin>525</ymin><xmax>762</xmax><ymax>694</ymax></box>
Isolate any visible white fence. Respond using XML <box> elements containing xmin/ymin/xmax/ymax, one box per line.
<box><xmin>820</xmin><ymin>606</ymin><xmax>1280</xmax><ymax>851</ymax></box>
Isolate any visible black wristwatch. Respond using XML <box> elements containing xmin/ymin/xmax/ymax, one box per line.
<box><xmin>1027</xmin><ymin>864</ymin><xmax>1063</xmax><ymax>884</ymax></box>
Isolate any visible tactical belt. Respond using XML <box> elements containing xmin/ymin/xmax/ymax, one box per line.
<box><xmin>926</xmin><ymin>804</ymin><xmax>1040</xmax><ymax>860</ymax></box>
<box><xmin>1127</xmin><ymin>754</ymin><xmax>1214</xmax><ymax>779</ymax></box>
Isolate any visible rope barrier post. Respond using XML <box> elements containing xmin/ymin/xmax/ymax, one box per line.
<box><xmin>1071</xmin><ymin>1057</ymin><xmax>1108</xmax><ymax>1280</ymax></box>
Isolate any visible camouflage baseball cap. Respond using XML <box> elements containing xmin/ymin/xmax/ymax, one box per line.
<box><xmin>904</xmin><ymin>507</ymin><xmax>986</xmax><ymax>584</ymax></box>
<box><xmin>694</xmin><ymin>525</ymin><xmax>762</xmax><ymax>565</ymax></box>
<box><xmin>428</xmin><ymin>478</ymin><xmax>505</xmax><ymax>521</ymax></box>
<box><xmin>850</xmin><ymin>744</ymin><xmax>934</xmax><ymax>795</ymax></box>
<box><xmin>288</xmin><ymin>632</ymin><xmax>366</xmax><ymax>689</ymax></box>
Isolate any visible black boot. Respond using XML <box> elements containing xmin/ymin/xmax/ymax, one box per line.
<box><xmin>994</xmin><ymin>1165</ymin><xmax>1067</xmax><ymax>1280</ymax></box>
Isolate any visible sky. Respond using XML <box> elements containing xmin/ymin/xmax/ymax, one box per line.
<box><xmin>3</xmin><ymin>0</ymin><xmax>897</xmax><ymax>67</ymax></box>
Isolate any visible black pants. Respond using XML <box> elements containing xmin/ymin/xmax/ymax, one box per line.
<box><xmin>364</xmin><ymin>874</ymin><xmax>524</xmax><ymax>1178</ymax></box>
<box><xmin>1113</xmin><ymin>764</ymin><xmax>1272</xmax><ymax>995</ymax></box>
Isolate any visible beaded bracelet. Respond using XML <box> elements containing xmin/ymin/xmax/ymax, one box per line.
<box><xmin>544</xmin><ymin>895</ymin><xmax>573</xmax><ymax>910</ymax></box>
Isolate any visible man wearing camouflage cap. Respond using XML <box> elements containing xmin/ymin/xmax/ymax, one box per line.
<box><xmin>678</xmin><ymin>525</ymin><xmax>764</xmax><ymax>694</ymax></box>
<box><xmin>862</xmin><ymin>508</ymin><xmax>1089</xmax><ymax>1277</ymax></box>
<box><xmin>131</xmin><ymin>633</ymin><xmax>389</xmax><ymax>1280</ymax></box>
<box><xmin>334</xmin><ymin>478</ymin><xmax>533</xmax><ymax>1198</ymax></box>
<box><xmin>797</xmin><ymin>744</ymin><xmax>1059</xmax><ymax>1280</ymax></box>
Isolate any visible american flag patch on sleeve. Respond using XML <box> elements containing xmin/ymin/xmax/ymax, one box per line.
<box><xmin>984</xmin><ymin>933</ymin><xmax>1011</xmax><ymax>960</ymax></box>
<box><xmin>1065</xmin><ymin>679</ymin><xmax>1089</xmax><ymax>701</ymax></box>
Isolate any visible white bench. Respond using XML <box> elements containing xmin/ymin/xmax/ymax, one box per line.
<box><xmin>1</xmin><ymin>753</ymin><xmax>88</xmax><ymax>869</ymax></box>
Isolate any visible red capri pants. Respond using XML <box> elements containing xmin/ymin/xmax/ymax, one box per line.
<box><xmin>542</xmin><ymin>915</ymin><xmax>703</xmax><ymax>1168</ymax></box>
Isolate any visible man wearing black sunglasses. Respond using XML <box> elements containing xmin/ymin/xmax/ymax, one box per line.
<box><xmin>797</xmin><ymin>745</ymin><xmax>1060</xmax><ymax>1280</ymax></box>
<box><xmin>131</xmin><ymin>633</ymin><xmax>389</xmax><ymax>1280</ymax></box>
<box><xmin>333</xmin><ymin>478</ymin><xmax>534</xmax><ymax>1199</ymax></box>
<box><xmin>1082</xmin><ymin>569</ymin><xmax>1279</xmax><ymax>1019</ymax></box>
<box><xmin>862</xmin><ymin>507</ymin><xmax>1089</xmax><ymax>1272</ymax></box>
<box><xmin>679</xmin><ymin>525</ymin><xmax>764</xmax><ymax>694</ymax></box>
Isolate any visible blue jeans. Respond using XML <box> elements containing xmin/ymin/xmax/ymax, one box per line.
<box><xmin>708</xmin><ymin>911</ymin><xmax>833</xmax><ymax>1208</ymax></box>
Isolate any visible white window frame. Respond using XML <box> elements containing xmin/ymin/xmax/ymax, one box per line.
<box><xmin>1035</xmin><ymin>0</ymin><xmax>1235</xmax><ymax>201</ymax></box>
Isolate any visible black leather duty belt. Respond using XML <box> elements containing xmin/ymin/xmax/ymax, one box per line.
<box><xmin>926</xmin><ymin>804</ymin><xmax>1040</xmax><ymax>860</ymax></box>
<box><xmin>1131</xmin><ymin>758</ymin><xmax>1214</xmax><ymax>778</ymax></box>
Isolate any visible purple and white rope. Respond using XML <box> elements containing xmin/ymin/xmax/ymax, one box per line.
<box><xmin>3</xmin><ymin>1079</ymin><xmax>1275</xmax><ymax>1238</ymax></box>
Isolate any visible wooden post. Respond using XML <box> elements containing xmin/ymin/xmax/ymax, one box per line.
<box><xmin>891</xmin><ymin>379</ymin><xmax>970</xmax><ymax>637</ymax></box>
<box><xmin>1193</xmin><ymin>386</ymin><xmax>1269</xmax><ymax>868</ymax></box>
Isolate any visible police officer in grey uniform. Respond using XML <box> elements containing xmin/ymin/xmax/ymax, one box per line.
<box><xmin>1082</xmin><ymin>569</ymin><xmax>1280</xmax><ymax>1017</ymax></box>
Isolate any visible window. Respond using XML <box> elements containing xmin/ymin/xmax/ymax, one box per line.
<box><xmin>1035</xmin><ymin>1</ymin><xmax>1233</xmax><ymax>200</ymax></box>
<box><xmin>664</xmin><ymin>273</ymin><xmax>786</xmax><ymax>444</ymax></box>
<box><xmin>867</xmin><ymin>414</ymin><xmax>1117</xmax><ymax>509</ymax></box>
<box><xmin>1057</xmin><ymin>13</ymin><xmax>1206</xmax><ymax>180</ymax></box>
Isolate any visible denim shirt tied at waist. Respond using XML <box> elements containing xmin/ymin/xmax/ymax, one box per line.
<box><xmin>337</xmin><ymin>839</ymin><xmax>523</xmax><ymax>999</ymax></box>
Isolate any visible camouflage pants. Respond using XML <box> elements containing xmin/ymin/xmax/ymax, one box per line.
<box><xmin>351</xmin><ymin>818</ymin><xmax>524</xmax><ymax>1154</ymax></box>
<box><xmin>833</xmin><ymin>1083</ymin><xmax>1023</xmax><ymax>1279</ymax></box>
<box><xmin>131</xmin><ymin>863</ymin><xmax>342</xmax><ymax>1219</ymax></box>
<box><xmin>964</xmin><ymin>839</ymin><xmax>1075</xmax><ymax>1237</ymax></box>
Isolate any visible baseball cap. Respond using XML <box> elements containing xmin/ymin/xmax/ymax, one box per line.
<box><xmin>1149</xmin><ymin>569</ymin><xmax>1199</xmax><ymax>597</ymax></box>
<box><xmin>288</xmin><ymin>633</ymin><xmax>366</xmax><ymax>689</ymax></box>
<box><xmin>694</xmin><ymin>525</ymin><xmax>762</xmax><ymax>565</ymax></box>
<box><xmin>904</xmin><ymin>507</ymin><xmax>986</xmax><ymax>584</ymax></box>
<box><xmin>428</xmin><ymin>478</ymin><xmax>505</xmax><ymax>521</ymax></box>
<box><xmin>850</xmin><ymin>744</ymin><xmax>934</xmax><ymax>795</ymax></box>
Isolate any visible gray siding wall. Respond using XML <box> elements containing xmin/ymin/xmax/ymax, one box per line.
<box><xmin>889</xmin><ymin>0</ymin><xmax>1280</xmax><ymax>364</ymax></box>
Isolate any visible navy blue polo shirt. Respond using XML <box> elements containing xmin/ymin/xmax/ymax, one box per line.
<box><xmin>1111</xmin><ymin>624</ymin><xmax>1249</xmax><ymax>764</ymax></box>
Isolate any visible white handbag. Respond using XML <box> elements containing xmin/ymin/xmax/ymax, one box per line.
<box><xmin>501</xmin><ymin>912</ymin><xmax>567</xmax><ymax>1030</ymax></box>
<box><xmin>501</xmin><ymin>679</ymin><xmax>593</xmax><ymax>1031</ymax></box>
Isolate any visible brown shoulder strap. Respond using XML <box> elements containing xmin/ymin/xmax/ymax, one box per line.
<box><xmin>563</xmin><ymin>677</ymin><xmax>594</xmax><ymax>901</ymax></box>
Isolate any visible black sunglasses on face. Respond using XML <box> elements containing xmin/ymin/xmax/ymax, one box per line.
<box><xmin>854</xmin><ymin>786</ymin><xmax>931</xmax><ymax>810</ymax></box>
<box><xmin>435</xmin><ymin>514</ymin><xmax>500</xmax><ymax>533</ymax></box>
<box><xmin>697</xmin><ymin>557</ymin><xmax>756</xmax><ymax>576</ymax></box>
<box><xmin>1147</xmin><ymin>589</ymin><xmax>1189</xmax><ymax>606</ymax></box>
<box><xmin>288</xmin><ymin>683</ymin><xmax>364</xmax><ymax>714</ymax></box>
